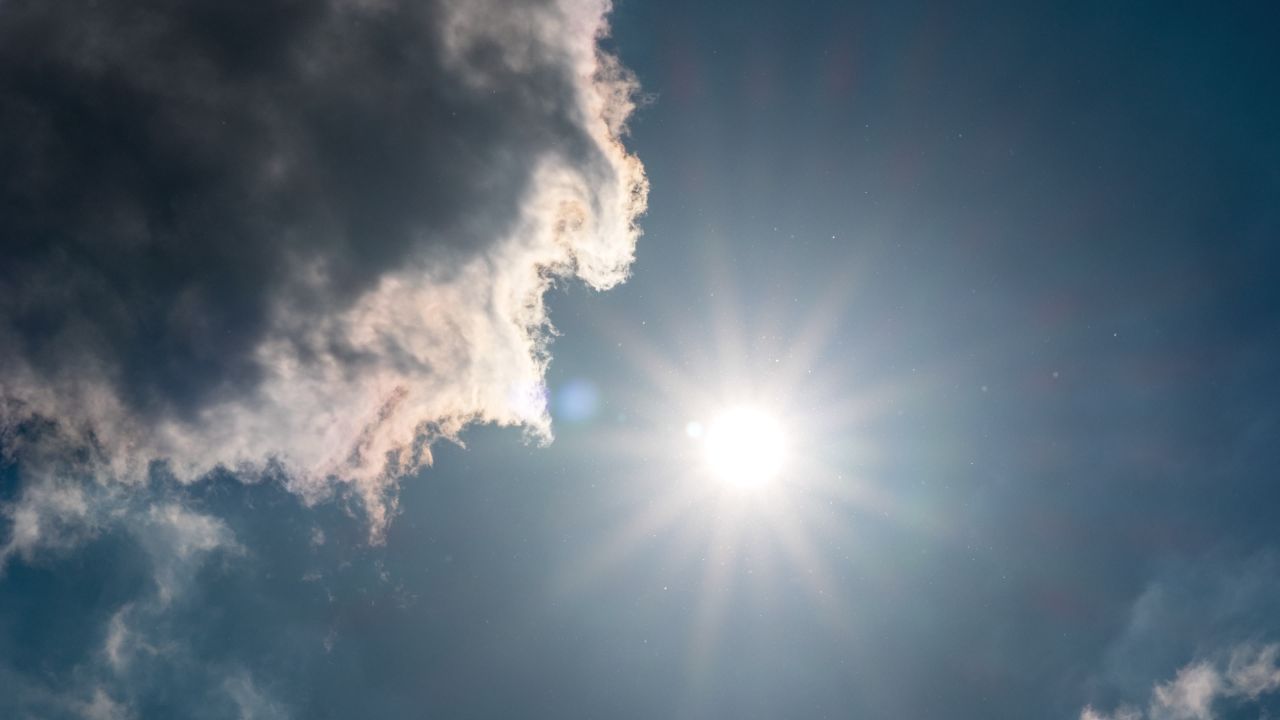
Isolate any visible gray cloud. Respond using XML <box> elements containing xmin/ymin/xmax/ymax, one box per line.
<box><xmin>0</xmin><ymin>0</ymin><xmax>646</xmax><ymax>543</ymax></box>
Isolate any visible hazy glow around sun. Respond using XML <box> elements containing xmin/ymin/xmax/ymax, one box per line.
<box><xmin>701</xmin><ymin>406</ymin><xmax>787</xmax><ymax>488</ymax></box>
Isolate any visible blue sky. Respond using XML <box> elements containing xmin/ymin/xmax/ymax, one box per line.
<box><xmin>3</xmin><ymin>1</ymin><xmax>1280</xmax><ymax>718</ymax></box>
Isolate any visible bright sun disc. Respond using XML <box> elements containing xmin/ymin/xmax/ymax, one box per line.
<box><xmin>703</xmin><ymin>406</ymin><xmax>786</xmax><ymax>488</ymax></box>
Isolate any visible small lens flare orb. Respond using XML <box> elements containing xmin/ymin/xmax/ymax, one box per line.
<box><xmin>702</xmin><ymin>406</ymin><xmax>786</xmax><ymax>488</ymax></box>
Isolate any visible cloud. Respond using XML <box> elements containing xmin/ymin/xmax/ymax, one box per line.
<box><xmin>1226</xmin><ymin>643</ymin><xmax>1280</xmax><ymax>699</ymax></box>
<box><xmin>0</xmin><ymin>0</ymin><xmax>645</xmax><ymax>545</ymax></box>
<box><xmin>1147</xmin><ymin>661</ymin><xmax>1223</xmax><ymax>720</ymax></box>
<box><xmin>141</xmin><ymin>502</ymin><xmax>240</xmax><ymax>603</ymax></box>
<box><xmin>0</xmin><ymin>477</ymin><xmax>95</xmax><ymax>567</ymax></box>
<box><xmin>1081</xmin><ymin>706</ymin><xmax>1143</xmax><ymax>720</ymax></box>
<box><xmin>0</xmin><ymin>485</ymin><xmax>262</xmax><ymax>717</ymax></box>
<box><xmin>73</xmin><ymin>500</ymin><xmax>240</xmax><ymax>708</ymax></box>
<box><xmin>224</xmin><ymin>671</ymin><xmax>289</xmax><ymax>720</ymax></box>
<box><xmin>78</xmin><ymin>688</ymin><xmax>132</xmax><ymax>720</ymax></box>
<box><xmin>1081</xmin><ymin>643</ymin><xmax>1280</xmax><ymax>720</ymax></box>
<box><xmin>103</xmin><ymin>606</ymin><xmax>136</xmax><ymax>673</ymax></box>
<box><xmin>0</xmin><ymin>474</ymin><xmax>397</xmax><ymax>718</ymax></box>
<box><xmin>1078</xmin><ymin>552</ymin><xmax>1280</xmax><ymax>720</ymax></box>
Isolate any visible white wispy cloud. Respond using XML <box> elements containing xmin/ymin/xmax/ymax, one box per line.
<box><xmin>1226</xmin><ymin>643</ymin><xmax>1280</xmax><ymax>698</ymax></box>
<box><xmin>1082</xmin><ymin>642</ymin><xmax>1280</xmax><ymax>720</ymax></box>
<box><xmin>224</xmin><ymin>670</ymin><xmax>290</xmax><ymax>720</ymax></box>
<box><xmin>77</xmin><ymin>688</ymin><xmax>132</xmax><ymax>720</ymax></box>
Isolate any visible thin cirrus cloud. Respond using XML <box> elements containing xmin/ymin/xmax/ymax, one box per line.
<box><xmin>0</xmin><ymin>0</ymin><xmax>647</xmax><ymax>549</ymax></box>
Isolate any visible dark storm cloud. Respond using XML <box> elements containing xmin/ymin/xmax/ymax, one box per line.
<box><xmin>3</xmin><ymin>0</ymin><xmax>531</xmax><ymax>412</ymax></box>
<box><xmin>0</xmin><ymin>3</ymin><xmax>644</xmax><ymax>711</ymax></box>
<box><xmin>0</xmin><ymin>0</ymin><xmax>646</xmax><ymax>540</ymax></box>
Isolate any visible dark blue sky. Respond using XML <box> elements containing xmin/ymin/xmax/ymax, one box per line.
<box><xmin>3</xmin><ymin>1</ymin><xmax>1280</xmax><ymax>718</ymax></box>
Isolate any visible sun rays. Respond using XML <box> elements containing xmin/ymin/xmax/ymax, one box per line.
<box><xmin>544</xmin><ymin>239</ymin><xmax>925</xmax><ymax>702</ymax></box>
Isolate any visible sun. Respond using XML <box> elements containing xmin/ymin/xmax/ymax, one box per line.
<box><xmin>701</xmin><ymin>406</ymin><xmax>787</xmax><ymax>488</ymax></box>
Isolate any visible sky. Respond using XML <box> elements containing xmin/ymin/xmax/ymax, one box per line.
<box><xmin>2</xmin><ymin>1</ymin><xmax>1280</xmax><ymax>719</ymax></box>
